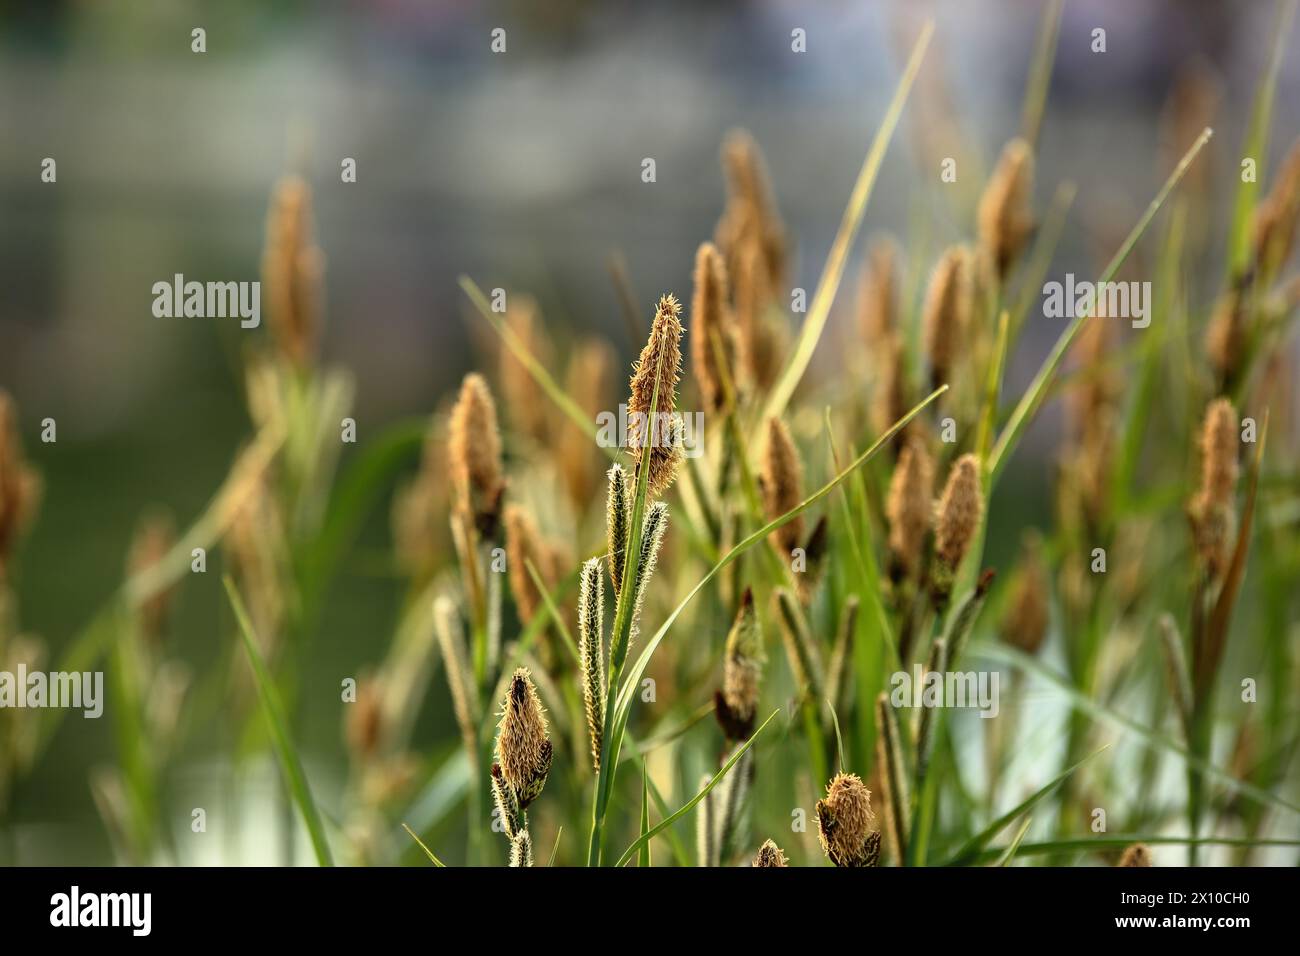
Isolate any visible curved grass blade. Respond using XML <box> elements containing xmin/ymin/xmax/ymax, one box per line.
<box><xmin>547</xmin><ymin>827</ymin><xmax>564</xmax><ymax>867</ymax></box>
<box><xmin>988</xmin><ymin>127</ymin><xmax>1214</xmax><ymax>486</ymax></box>
<box><xmin>639</xmin><ymin>759</ymin><xmax>652</xmax><ymax>868</ymax></box>
<box><xmin>224</xmin><ymin>576</ymin><xmax>334</xmax><ymax>866</ymax></box>
<box><xmin>614</xmin><ymin>710</ymin><xmax>778</xmax><ymax>868</ymax></box>
<box><xmin>1019</xmin><ymin>0</ymin><xmax>1063</xmax><ymax>150</ymax></box>
<box><xmin>946</xmin><ymin>746</ymin><xmax>1108</xmax><ymax>866</ymax></box>
<box><xmin>402</xmin><ymin>823</ymin><xmax>446</xmax><ymax>867</ymax></box>
<box><xmin>994</xmin><ymin>816</ymin><xmax>1034</xmax><ymax>867</ymax></box>
<box><xmin>763</xmin><ymin>20</ymin><xmax>933</xmax><ymax>422</ymax></box>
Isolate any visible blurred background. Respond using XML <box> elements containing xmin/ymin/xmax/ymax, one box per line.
<box><xmin>1</xmin><ymin>0</ymin><xmax>1298</xmax><ymax>863</ymax></box>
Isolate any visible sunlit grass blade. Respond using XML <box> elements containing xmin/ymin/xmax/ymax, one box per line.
<box><xmin>224</xmin><ymin>575</ymin><xmax>335</xmax><ymax>867</ymax></box>
<box><xmin>988</xmin><ymin>127</ymin><xmax>1214</xmax><ymax>486</ymax></box>
<box><xmin>994</xmin><ymin>816</ymin><xmax>1033</xmax><ymax>867</ymax></box>
<box><xmin>762</xmin><ymin>20</ymin><xmax>933</xmax><ymax>422</ymax></box>
<box><xmin>547</xmin><ymin>827</ymin><xmax>564</xmax><ymax>867</ymax></box>
<box><xmin>614</xmin><ymin>709</ymin><xmax>778</xmax><ymax>867</ymax></box>
<box><xmin>946</xmin><ymin>746</ymin><xmax>1108</xmax><ymax>866</ymax></box>
<box><xmin>402</xmin><ymin>823</ymin><xmax>446</xmax><ymax>867</ymax></box>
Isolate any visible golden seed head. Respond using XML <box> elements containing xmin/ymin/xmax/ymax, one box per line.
<box><xmin>261</xmin><ymin>175</ymin><xmax>324</xmax><ymax>367</ymax></box>
<box><xmin>886</xmin><ymin>437</ymin><xmax>935</xmax><ymax>578</ymax></box>
<box><xmin>858</xmin><ymin>237</ymin><xmax>901</xmax><ymax>344</ymax></box>
<box><xmin>722</xmin><ymin>588</ymin><xmax>763</xmax><ymax>725</ymax></box>
<box><xmin>1001</xmin><ymin>532</ymin><xmax>1049</xmax><ymax>655</ymax></box>
<box><xmin>761</xmin><ymin>416</ymin><xmax>804</xmax><ymax>555</ymax></box>
<box><xmin>0</xmin><ymin>391</ymin><xmax>41</xmax><ymax>579</ymax></box>
<box><xmin>752</xmin><ymin>839</ymin><xmax>788</xmax><ymax>867</ymax></box>
<box><xmin>1118</xmin><ymin>843</ymin><xmax>1152</xmax><ymax>867</ymax></box>
<box><xmin>717</xmin><ymin>130</ymin><xmax>787</xmax><ymax>288</ymax></box>
<box><xmin>503</xmin><ymin>505</ymin><xmax>556</xmax><ymax>624</ymax></box>
<box><xmin>1252</xmin><ymin>137</ymin><xmax>1300</xmax><ymax>274</ymax></box>
<box><xmin>1204</xmin><ymin>289</ymin><xmax>1246</xmax><ymax>389</ymax></box>
<box><xmin>690</xmin><ymin>242</ymin><xmax>736</xmax><ymax>413</ymax></box>
<box><xmin>495</xmin><ymin>667</ymin><xmax>552</xmax><ymax>808</ymax></box>
<box><xmin>935</xmin><ymin>454</ymin><xmax>984</xmax><ymax>572</ymax></box>
<box><xmin>921</xmin><ymin>246</ymin><xmax>972</xmax><ymax>389</ymax></box>
<box><xmin>1198</xmin><ymin>398</ymin><xmax>1239</xmax><ymax>507</ymax></box>
<box><xmin>816</xmin><ymin>772</ymin><xmax>875</xmax><ymax>866</ymax></box>
<box><xmin>627</xmin><ymin>294</ymin><xmax>684</xmax><ymax>499</ymax></box>
<box><xmin>499</xmin><ymin>297</ymin><xmax>553</xmax><ymax>444</ymax></box>
<box><xmin>978</xmin><ymin>138</ymin><xmax>1035</xmax><ymax>279</ymax></box>
<box><xmin>448</xmin><ymin>373</ymin><xmax>505</xmax><ymax>538</ymax></box>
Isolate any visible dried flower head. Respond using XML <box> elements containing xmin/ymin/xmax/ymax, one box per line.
<box><xmin>627</xmin><ymin>294</ymin><xmax>684</xmax><ymax>499</ymax></box>
<box><xmin>1189</xmin><ymin>398</ymin><xmax>1239</xmax><ymax>577</ymax></box>
<box><xmin>1001</xmin><ymin>531</ymin><xmax>1049</xmax><ymax>655</ymax></box>
<box><xmin>448</xmin><ymin>373</ymin><xmax>505</xmax><ymax>539</ymax></box>
<box><xmin>0</xmin><ymin>391</ymin><xmax>41</xmax><ymax>579</ymax></box>
<box><xmin>752</xmin><ymin>839</ymin><xmax>788</xmax><ymax>868</ymax></box>
<box><xmin>935</xmin><ymin>453</ymin><xmax>984</xmax><ymax>573</ymax></box>
<box><xmin>261</xmin><ymin>175</ymin><xmax>324</xmax><ymax>367</ymax></box>
<box><xmin>716</xmin><ymin>588</ymin><xmax>763</xmax><ymax>740</ymax></box>
<box><xmin>690</xmin><ymin>242</ymin><xmax>736</xmax><ymax>413</ymax></box>
<box><xmin>978</xmin><ymin>138</ymin><xmax>1035</xmax><ymax>279</ymax></box>
<box><xmin>495</xmin><ymin>667</ymin><xmax>552</xmax><ymax>808</ymax></box>
<box><xmin>760</xmin><ymin>416</ymin><xmax>804</xmax><ymax>556</ymax></box>
<box><xmin>816</xmin><ymin>772</ymin><xmax>877</xmax><ymax>867</ymax></box>
<box><xmin>886</xmin><ymin>437</ymin><xmax>934</xmax><ymax>581</ymax></box>
<box><xmin>921</xmin><ymin>246</ymin><xmax>973</xmax><ymax>389</ymax></box>
<box><xmin>732</xmin><ymin>237</ymin><xmax>785</xmax><ymax>391</ymax></box>
<box><xmin>1118</xmin><ymin>843</ymin><xmax>1152</xmax><ymax>867</ymax></box>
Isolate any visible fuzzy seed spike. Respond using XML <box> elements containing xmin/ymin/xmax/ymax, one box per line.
<box><xmin>978</xmin><ymin>138</ymin><xmax>1035</xmax><ymax>280</ymax></box>
<box><xmin>921</xmin><ymin>246</ymin><xmax>972</xmax><ymax>390</ymax></box>
<box><xmin>816</xmin><ymin>772</ymin><xmax>876</xmax><ymax>867</ymax></box>
<box><xmin>752</xmin><ymin>839</ymin><xmax>788</xmax><ymax>867</ymax></box>
<box><xmin>578</xmin><ymin>558</ymin><xmax>606</xmax><ymax>771</ymax></box>
<box><xmin>627</xmin><ymin>294</ymin><xmax>684</xmax><ymax>499</ymax></box>
<box><xmin>605</xmin><ymin>464</ymin><xmax>630</xmax><ymax>596</ymax></box>
<box><xmin>760</xmin><ymin>416</ymin><xmax>804</xmax><ymax>556</ymax></box>
<box><xmin>935</xmin><ymin>453</ymin><xmax>984</xmax><ymax>576</ymax></box>
<box><xmin>717</xmin><ymin>587</ymin><xmax>763</xmax><ymax>740</ymax></box>
<box><xmin>691</xmin><ymin>242</ymin><xmax>736</xmax><ymax>413</ymax></box>
<box><xmin>495</xmin><ymin>667</ymin><xmax>551</xmax><ymax>808</ymax></box>
<box><xmin>886</xmin><ymin>437</ymin><xmax>935</xmax><ymax>582</ymax></box>
<box><xmin>448</xmin><ymin>373</ymin><xmax>506</xmax><ymax>540</ymax></box>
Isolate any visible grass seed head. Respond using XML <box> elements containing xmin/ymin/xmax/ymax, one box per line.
<box><xmin>496</xmin><ymin>667</ymin><xmax>552</xmax><ymax>808</ymax></box>
<box><xmin>1252</xmin><ymin>136</ymin><xmax>1300</xmax><ymax>275</ymax></box>
<box><xmin>504</xmin><ymin>504</ymin><xmax>557</xmax><ymax>624</ymax></box>
<box><xmin>935</xmin><ymin>453</ymin><xmax>984</xmax><ymax>573</ymax></box>
<box><xmin>752</xmin><ymin>838</ymin><xmax>788</xmax><ymax>867</ymax></box>
<box><xmin>978</xmin><ymin>138</ymin><xmax>1035</xmax><ymax>279</ymax></box>
<box><xmin>577</xmin><ymin>558</ymin><xmax>606</xmax><ymax>771</ymax></box>
<box><xmin>886</xmin><ymin>437</ymin><xmax>935</xmax><ymax>581</ymax></box>
<box><xmin>816</xmin><ymin>772</ymin><xmax>876</xmax><ymax>867</ymax></box>
<box><xmin>718</xmin><ymin>587</ymin><xmax>763</xmax><ymax>738</ymax></box>
<box><xmin>690</xmin><ymin>242</ymin><xmax>736</xmax><ymax>413</ymax></box>
<box><xmin>448</xmin><ymin>373</ymin><xmax>506</xmax><ymax>540</ymax></box>
<box><xmin>509</xmin><ymin>828</ymin><xmax>534</xmax><ymax>867</ymax></box>
<box><xmin>605</xmin><ymin>463</ymin><xmax>630</xmax><ymax>595</ymax></box>
<box><xmin>858</xmin><ymin>237</ymin><xmax>901</xmax><ymax>344</ymax></box>
<box><xmin>1190</xmin><ymin>398</ymin><xmax>1239</xmax><ymax>577</ymax></box>
<box><xmin>627</xmin><ymin>294</ymin><xmax>684</xmax><ymax>499</ymax></box>
<box><xmin>921</xmin><ymin>246</ymin><xmax>973</xmax><ymax>390</ymax></box>
<box><xmin>760</xmin><ymin>416</ymin><xmax>804</xmax><ymax>556</ymax></box>
<box><xmin>261</xmin><ymin>175</ymin><xmax>324</xmax><ymax>368</ymax></box>
<box><xmin>1118</xmin><ymin>843</ymin><xmax>1152</xmax><ymax>867</ymax></box>
<box><xmin>499</xmin><ymin>296</ymin><xmax>553</xmax><ymax>445</ymax></box>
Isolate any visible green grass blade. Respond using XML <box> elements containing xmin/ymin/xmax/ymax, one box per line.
<box><xmin>966</xmin><ymin>835</ymin><xmax>1300</xmax><ymax>865</ymax></box>
<box><xmin>762</xmin><ymin>20</ymin><xmax>933</xmax><ymax>422</ymax></box>
<box><xmin>547</xmin><ymin>827</ymin><xmax>564</xmax><ymax>867</ymax></box>
<box><xmin>946</xmin><ymin>746</ymin><xmax>1108</xmax><ymax>866</ymax></box>
<box><xmin>401</xmin><ymin>823</ymin><xmax>446</xmax><ymax>867</ymax></box>
<box><xmin>1019</xmin><ymin>0</ymin><xmax>1063</xmax><ymax>150</ymax></box>
<box><xmin>614</xmin><ymin>710</ymin><xmax>778</xmax><ymax>867</ymax></box>
<box><xmin>638</xmin><ymin>759</ymin><xmax>652</xmax><ymax>868</ymax></box>
<box><xmin>994</xmin><ymin>816</ymin><xmax>1034</xmax><ymax>867</ymax></box>
<box><xmin>224</xmin><ymin>576</ymin><xmax>335</xmax><ymax>866</ymax></box>
<box><xmin>988</xmin><ymin>127</ymin><xmax>1213</xmax><ymax>486</ymax></box>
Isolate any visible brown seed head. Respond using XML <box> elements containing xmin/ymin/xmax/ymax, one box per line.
<box><xmin>495</xmin><ymin>667</ymin><xmax>551</xmax><ymax>807</ymax></box>
<box><xmin>1118</xmin><ymin>843</ymin><xmax>1152</xmax><ymax>867</ymax></box>
<box><xmin>1198</xmin><ymin>398</ymin><xmax>1239</xmax><ymax>506</ymax></box>
<box><xmin>721</xmin><ymin>588</ymin><xmax>763</xmax><ymax>731</ymax></box>
<box><xmin>1001</xmin><ymin>531</ymin><xmax>1049</xmax><ymax>655</ymax></box>
<box><xmin>858</xmin><ymin>237</ymin><xmax>900</xmax><ymax>344</ymax></box>
<box><xmin>978</xmin><ymin>138</ymin><xmax>1035</xmax><ymax>279</ymax></box>
<box><xmin>1252</xmin><ymin>137</ymin><xmax>1300</xmax><ymax>275</ymax></box>
<box><xmin>921</xmin><ymin>246</ymin><xmax>972</xmax><ymax>389</ymax></box>
<box><xmin>717</xmin><ymin>130</ymin><xmax>787</xmax><ymax>289</ymax></box>
<box><xmin>886</xmin><ymin>437</ymin><xmax>935</xmax><ymax>579</ymax></box>
<box><xmin>816</xmin><ymin>772</ymin><xmax>876</xmax><ymax>867</ymax></box>
<box><xmin>752</xmin><ymin>839</ymin><xmax>788</xmax><ymax>868</ymax></box>
<box><xmin>690</xmin><ymin>242</ymin><xmax>736</xmax><ymax>413</ymax></box>
<box><xmin>503</xmin><ymin>505</ymin><xmax>557</xmax><ymax>624</ymax></box>
<box><xmin>935</xmin><ymin>454</ymin><xmax>983</xmax><ymax>572</ymax></box>
<box><xmin>261</xmin><ymin>175</ymin><xmax>324</xmax><ymax>367</ymax></box>
<box><xmin>760</xmin><ymin>417</ymin><xmax>804</xmax><ymax>556</ymax></box>
<box><xmin>448</xmin><ymin>373</ymin><xmax>505</xmax><ymax>538</ymax></box>
<box><xmin>627</xmin><ymin>294</ymin><xmax>684</xmax><ymax>499</ymax></box>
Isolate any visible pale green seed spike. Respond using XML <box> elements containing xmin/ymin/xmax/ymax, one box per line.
<box><xmin>509</xmin><ymin>829</ymin><xmax>534</xmax><ymax>867</ymax></box>
<box><xmin>625</xmin><ymin>501</ymin><xmax>669</xmax><ymax>664</ymax></box>
<box><xmin>606</xmin><ymin>464</ymin><xmax>630</xmax><ymax>596</ymax></box>
<box><xmin>578</xmin><ymin>558</ymin><xmax>606</xmax><ymax>771</ymax></box>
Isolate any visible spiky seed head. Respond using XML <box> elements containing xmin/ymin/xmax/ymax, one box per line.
<box><xmin>577</xmin><ymin>558</ymin><xmax>606</xmax><ymax>771</ymax></box>
<box><xmin>503</xmin><ymin>505</ymin><xmax>555</xmax><ymax>624</ymax></box>
<box><xmin>921</xmin><ymin>246</ymin><xmax>972</xmax><ymax>390</ymax></box>
<box><xmin>858</xmin><ymin>237</ymin><xmax>901</xmax><ymax>344</ymax></box>
<box><xmin>509</xmin><ymin>829</ymin><xmax>534</xmax><ymax>867</ymax></box>
<box><xmin>261</xmin><ymin>175</ymin><xmax>324</xmax><ymax>367</ymax></box>
<box><xmin>1252</xmin><ymin>137</ymin><xmax>1300</xmax><ymax>275</ymax></box>
<box><xmin>978</xmin><ymin>138</ymin><xmax>1035</xmax><ymax>279</ymax></box>
<box><xmin>690</xmin><ymin>242</ymin><xmax>736</xmax><ymax>413</ymax></box>
<box><xmin>627</xmin><ymin>295</ymin><xmax>684</xmax><ymax>499</ymax></box>
<box><xmin>935</xmin><ymin>454</ymin><xmax>984</xmax><ymax>573</ymax></box>
<box><xmin>717</xmin><ymin>129</ymin><xmax>787</xmax><ymax>289</ymax></box>
<box><xmin>495</xmin><ymin>668</ymin><xmax>551</xmax><ymax>808</ymax></box>
<box><xmin>1190</xmin><ymin>398</ymin><xmax>1239</xmax><ymax>577</ymax></box>
<box><xmin>0</xmin><ymin>390</ymin><xmax>41</xmax><ymax>579</ymax></box>
<box><xmin>490</xmin><ymin>763</ymin><xmax>521</xmax><ymax>840</ymax></box>
<box><xmin>886</xmin><ymin>437</ymin><xmax>934</xmax><ymax>580</ymax></box>
<box><xmin>816</xmin><ymin>772</ymin><xmax>876</xmax><ymax>867</ymax></box>
<box><xmin>1001</xmin><ymin>531</ymin><xmax>1049</xmax><ymax>655</ymax></box>
<box><xmin>732</xmin><ymin>238</ymin><xmax>783</xmax><ymax>391</ymax></box>
<box><xmin>718</xmin><ymin>588</ymin><xmax>763</xmax><ymax>738</ymax></box>
<box><xmin>1118</xmin><ymin>843</ymin><xmax>1152</xmax><ymax>867</ymax></box>
<box><xmin>605</xmin><ymin>464</ymin><xmax>630</xmax><ymax>595</ymax></box>
<box><xmin>448</xmin><ymin>373</ymin><xmax>505</xmax><ymax>539</ymax></box>
<box><xmin>761</xmin><ymin>417</ymin><xmax>804</xmax><ymax>556</ymax></box>
<box><xmin>1204</xmin><ymin>289</ymin><xmax>1246</xmax><ymax>390</ymax></box>
<box><xmin>623</xmin><ymin>501</ymin><xmax>669</xmax><ymax>667</ymax></box>
<box><xmin>752</xmin><ymin>839</ymin><xmax>788</xmax><ymax>868</ymax></box>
